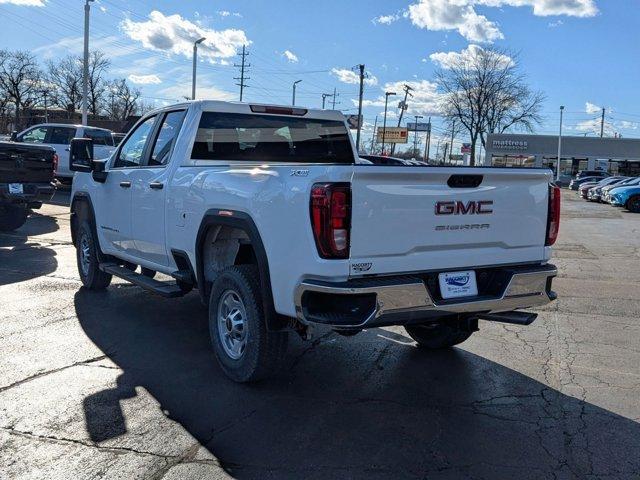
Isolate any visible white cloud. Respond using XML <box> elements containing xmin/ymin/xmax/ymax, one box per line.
<box><xmin>282</xmin><ymin>50</ymin><xmax>299</xmax><ymax>63</ymax></box>
<box><xmin>406</xmin><ymin>0</ymin><xmax>597</xmax><ymax>42</ymax></box>
<box><xmin>548</xmin><ymin>19</ymin><xmax>563</xmax><ymax>27</ymax></box>
<box><xmin>574</xmin><ymin>118</ymin><xmax>613</xmax><ymax>136</ymax></box>
<box><xmin>407</xmin><ymin>0</ymin><xmax>504</xmax><ymax>43</ymax></box>
<box><xmin>430</xmin><ymin>44</ymin><xmax>514</xmax><ymax>69</ymax></box>
<box><xmin>373</xmin><ymin>13</ymin><xmax>401</xmax><ymax>25</ymax></box>
<box><xmin>217</xmin><ymin>10</ymin><xmax>242</xmax><ymax>18</ymax></box>
<box><xmin>158</xmin><ymin>81</ymin><xmax>235</xmax><ymax>102</ymax></box>
<box><xmin>617</xmin><ymin>120</ymin><xmax>638</xmax><ymax>130</ymax></box>
<box><xmin>362</xmin><ymin>80</ymin><xmax>441</xmax><ymax>116</ymax></box>
<box><xmin>121</xmin><ymin>10</ymin><xmax>249</xmax><ymax>62</ymax></box>
<box><xmin>0</xmin><ymin>0</ymin><xmax>45</xmax><ymax>5</ymax></box>
<box><xmin>585</xmin><ymin>101</ymin><xmax>601</xmax><ymax>114</ymax></box>
<box><xmin>331</xmin><ymin>68</ymin><xmax>378</xmax><ymax>86</ymax></box>
<box><xmin>128</xmin><ymin>74</ymin><xmax>162</xmax><ymax>85</ymax></box>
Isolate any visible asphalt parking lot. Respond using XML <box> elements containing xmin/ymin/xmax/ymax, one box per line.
<box><xmin>0</xmin><ymin>191</ymin><xmax>639</xmax><ymax>480</ymax></box>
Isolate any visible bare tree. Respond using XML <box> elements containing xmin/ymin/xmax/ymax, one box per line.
<box><xmin>435</xmin><ymin>47</ymin><xmax>544</xmax><ymax>165</ymax></box>
<box><xmin>0</xmin><ymin>50</ymin><xmax>42</xmax><ymax>129</ymax></box>
<box><xmin>87</xmin><ymin>50</ymin><xmax>111</xmax><ymax>115</ymax></box>
<box><xmin>46</xmin><ymin>55</ymin><xmax>82</xmax><ymax>115</ymax></box>
<box><xmin>105</xmin><ymin>78</ymin><xmax>141</xmax><ymax>120</ymax></box>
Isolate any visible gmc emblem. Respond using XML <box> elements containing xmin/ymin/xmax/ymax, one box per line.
<box><xmin>435</xmin><ymin>200</ymin><xmax>493</xmax><ymax>215</ymax></box>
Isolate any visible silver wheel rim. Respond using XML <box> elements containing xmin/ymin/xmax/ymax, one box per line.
<box><xmin>217</xmin><ymin>290</ymin><xmax>248</xmax><ymax>360</ymax></box>
<box><xmin>79</xmin><ymin>233</ymin><xmax>91</xmax><ymax>277</ymax></box>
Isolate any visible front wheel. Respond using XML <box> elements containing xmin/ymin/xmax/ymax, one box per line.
<box><xmin>76</xmin><ymin>220</ymin><xmax>112</xmax><ymax>290</ymax></box>
<box><xmin>208</xmin><ymin>265</ymin><xmax>288</xmax><ymax>383</ymax></box>
<box><xmin>626</xmin><ymin>195</ymin><xmax>640</xmax><ymax>213</ymax></box>
<box><xmin>0</xmin><ymin>204</ymin><xmax>28</xmax><ymax>232</ymax></box>
<box><xmin>405</xmin><ymin>321</ymin><xmax>473</xmax><ymax>349</ymax></box>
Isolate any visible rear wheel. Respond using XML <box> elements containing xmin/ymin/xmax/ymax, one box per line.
<box><xmin>208</xmin><ymin>265</ymin><xmax>288</xmax><ymax>383</ymax></box>
<box><xmin>405</xmin><ymin>320</ymin><xmax>474</xmax><ymax>349</ymax></box>
<box><xmin>626</xmin><ymin>195</ymin><xmax>640</xmax><ymax>213</ymax></box>
<box><xmin>0</xmin><ymin>204</ymin><xmax>28</xmax><ymax>232</ymax></box>
<box><xmin>76</xmin><ymin>220</ymin><xmax>112</xmax><ymax>290</ymax></box>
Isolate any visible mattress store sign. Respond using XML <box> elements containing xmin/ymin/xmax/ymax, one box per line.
<box><xmin>492</xmin><ymin>139</ymin><xmax>528</xmax><ymax>151</ymax></box>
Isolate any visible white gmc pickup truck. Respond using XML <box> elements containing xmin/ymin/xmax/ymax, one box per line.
<box><xmin>70</xmin><ymin>101</ymin><xmax>560</xmax><ymax>382</ymax></box>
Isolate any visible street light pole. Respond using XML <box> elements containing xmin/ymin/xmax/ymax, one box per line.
<box><xmin>292</xmin><ymin>80</ymin><xmax>302</xmax><ymax>106</ymax></box>
<box><xmin>424</xmin><ymin>116</ymin><xmax>431</xmax><ymax>162</ymax></box>
<box><xmin>82</xmin><ymin>0</ymin><xmax>94</xmax><ymax>126</ymax></box>
<box><xmin>556</xmin><ymin>105</ymin><xmax>564</xmax><ymax>182</ymax></box>
<box><xmin>192</xmin><ymin>37</ymin><xmax>206</xmax><ymax>100</ymax></box>
<box><xmin>413</xmin><ymin>115</ymin><xmax>423</xmax><ymax>157</ymax></box>
<box><xmin>382</xmin><ymin>91</ymin><xmax>396</xmax><ymax>156</ymax></box>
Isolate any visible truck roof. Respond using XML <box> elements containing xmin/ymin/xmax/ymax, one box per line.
<box><xmin>146</xmin><ymin>100</ymin><xmax>347</xmax><ymax>122</ymax></box>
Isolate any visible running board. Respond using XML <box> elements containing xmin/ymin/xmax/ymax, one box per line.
<box><xmin>477</xmin><ymin>311</ymin><xmax>538</xmax><ymax>326</ymax></box>
<box><xmin>100</xmin><ymin>263</ymin><xmax>187</xmax><ymax>298</ymax></box>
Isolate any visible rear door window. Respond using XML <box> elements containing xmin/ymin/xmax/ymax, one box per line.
<box><xmin>48</xmin><ymin>127</ymin><xmax>76</xmax><ymax>145</ymax></box>
<box><xmin>85</xmin><ymin>129</ymin><xmax>114</xmax><ymax>146</ymax></box>
<box><xmin>191</xmin><ymin>112</ymin><xmax>355</xmax><ymax>164</ymax></box>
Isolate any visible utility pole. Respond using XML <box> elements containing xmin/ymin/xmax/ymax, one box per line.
<box><xmin>600</xmin><ymin>107</ymin><xmax>605</xmax><ymax>138</ymax></box>
<box><xmin>413</xmin><ymin>115</ymin><xmax>423</xmax><ymax>156</ymax></box>
<box><xmin>234</xmin><ymin>45</ymin><xmax>250</xmax><ymax>102</ymax></box>
<box><xmin>382</xmin><ymin>91</ymin><xmax>397</xmax><ymax>156</ymax></box>
<box><xmin>354</xmin><ymin>64</ymin><xmax>366</xmax><ymax>152</ymax></box>
<box><xmin>292</xmin><ymin>79</ymin><xmax>302</xmax><ymax>106</ymax></box>
<box><xmin>370</xmin><ymin>115</ymin><xmax>378</xmax><ymax>154</ymax></box>
<box><xmin>449</xmin><ymin>120</ymin><xmax>456</xmax><ymax>163</ymax></box>
<box><xmin>443</xmin><ymin>143</ymin><xmax>449</xmax><ymax>166</ymax></box>
<box><xmin>192</xmin><ymin>37</ymin><xmax>206</xmax><ymax>100</ymax></box>
<box><xmin>82</xmin><ymin>0</ymin><xmax>94</xmax><ymax>126</ymax></box>
<box><xmin>556</xmin><ymin>105</ymin><xmax>564</xmax><ymax>182</ymax></box>
<box><xmin>41</xmin><ymin>89</ymin><xmax>49</xmax><ymax>123</ymax></box>
<box><xmin>331</xmin><ymin>87</ymin><xmax>339</xmax><ymax>110</ymax></box>
<box><xmin>391</xmin><ymin>84</ymin><xmax>413</xmax><ymax>155</ymax></box>
<box><xmin>424</xmin><ymin>117</ymin><xmax>431</xmax><ymax>162</ymax></box>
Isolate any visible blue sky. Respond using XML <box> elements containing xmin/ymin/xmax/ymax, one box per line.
<box><xmin>1</xmin><ymin>0</ymin><xmax>639</xmax><ymax>151</ymax></box>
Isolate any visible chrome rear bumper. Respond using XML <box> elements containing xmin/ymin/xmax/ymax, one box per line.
<box><xmin>295</xmin><ymin>264</ymin><xmax>557</xmax><ymax>329</ymax></box>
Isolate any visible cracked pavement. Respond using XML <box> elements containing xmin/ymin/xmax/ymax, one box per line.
<box><xmin>0</xmin><ymin>191</ymin><xmax>639</xmax><ymax>479</ymax></box>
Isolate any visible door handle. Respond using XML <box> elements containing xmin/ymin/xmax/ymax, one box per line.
<box><xmin>149</xmin><ymin>182</ymin><xmax>164</xmax><ymax>190</ymax></box>
<box><xmin>119</xmin><ymin>181</ymin><xmax>131</xmax><ymax>188</ymax></box>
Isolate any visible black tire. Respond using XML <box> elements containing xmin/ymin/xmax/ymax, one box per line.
<box><xmin>0</xmin><ymin>204</ymin><xmax>28</xmax><ymax>232</ymax></box>
<box><xmin>626</xmin><ymin>195</ymin><xmax>640</xmax><ymax>213</ymax></box>
<box><xmin>208</xmin><ymin>265</ymin><xmax>288</xmax><ymax>383</ymax></box>
<box><xmin>405</xmin><ymin>321</ymin><xmax>473</xmax><ymax>349</ymax></box>
<box><xmin>76</xmin><ymin>220</ymin><xmax>112</xmax><ymax>290</ymax></box>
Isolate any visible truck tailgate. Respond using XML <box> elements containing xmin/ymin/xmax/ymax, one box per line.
<box><xmin>0</xmin><ymin>142</ymin><xmax>55</xmax><ymax>184</ymax></box>
<box><xmin>349</xmin><ymin>167</ymin><xmax>552</xmax><ymax>276</ymax></box>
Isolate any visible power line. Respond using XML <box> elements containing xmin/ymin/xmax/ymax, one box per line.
<box><xmin>233</xmin><ymin>45</ymin><xmax>250</xmax><ymax>102</ymax></box>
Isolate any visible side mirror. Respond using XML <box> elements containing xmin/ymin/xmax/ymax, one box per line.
<box><xmin>9</xmin><ymin>131</ymin><xmax>17</xmax><ymax>142</ymax></box>
<box><xmin>69</xmin><ymin>138</ymin><xmax>94</xmax><ymax>173</ymax></box>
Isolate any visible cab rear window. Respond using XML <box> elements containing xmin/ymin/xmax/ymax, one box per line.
<box><xmin>191</xmin><ymin>112</ymin><xmax>355</xmax><ymax>164</ymax></box>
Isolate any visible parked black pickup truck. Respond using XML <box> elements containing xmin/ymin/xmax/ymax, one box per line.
<box><xmin>0</xmin><ymin>141</ymin><xmax>56</xmax><ymax>231</ymax></box>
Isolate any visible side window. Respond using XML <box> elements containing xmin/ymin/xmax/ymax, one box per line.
<box><xmin>19</xmin><ymin>126</ymin><xmax>48</xmax><ymax>144</ymax></box>
<box><xmin>85</xmin><ymin>129</ymin><xmax>114</xmax><ymax>146</ymax></box>
<box><xmin>49</xmin><ymin>127</ymin><xmax>76</xmax><ymax>145</ymax></box>
<box><xmin>113</xmin><ymin>116</ymin><xmax>156</xmax><ymax>168</ymax></box>
<box><xmin>148</xmin><ymin>110</ymin><xmax>186</xmax><ymax>167</ymax></box>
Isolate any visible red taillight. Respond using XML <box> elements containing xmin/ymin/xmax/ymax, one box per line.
<box><xmin>310</xmin><ymin>183</ymin><xmax>351</xmax><ymax>259</ymax></box>
<box><xmin>52</xmin><ymin>153</ymin><xmax>58</xmax><ymax>175</ymax></box>
<box><xmin>546</xmin><ymin>184</ymin><xmax>561</xmax><ymax>246</ymax></box>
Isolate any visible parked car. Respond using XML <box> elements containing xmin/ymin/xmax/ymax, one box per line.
<box><xmin>111</xmin><ymin>133</ymin><xmax>126</xmax><ymax>146</ymax></box>
<box><xmin>603</xmin><ymin>177</ymin><xmax>640</xmax><ymax>203</ymax></box>
<box><xmin>0</xmin><ymin>141</ymin><xmax>56</xmax><ymax>231</ymax></box>
<box><xmin>11</xmin><ymin>123</ymin><xmax>116</xmax><ymax>182</ymax></box>
<box><xmin>609</xmin><ymin>184</ymin><xmax>640</xmax><ymax>212</ymax></box>
<box><xmin>569</xmin><ymin>176</ymin><xmax>601</xmax><ymax>191</ymax></box>
<box><xmin>587</xmin><ymin>177</ymin><xmax>628</xmax><ymax>202</ymax></box>
<box><xmin>575</xmin><ymin>170</ymin><xmax>610</xmax><ymax>180</ymax></box>
<box><xmin>69</xmin><ymin>101</ymin><xmax>559</xmax><ymax>382</ymax></box>
<box><xmin>578</xmin><ymin>180</ymin><xmax>601</xmax><ymax>198</ymax></box>
<box><xmin>601</xmin><ymin>177</ymin><xmax>638</xmax><ymax>202</ymax></box>
<box><xmin>359</xmin><ymin>154</ymin><xmax>414</xmax><ymax>166</ymax></box>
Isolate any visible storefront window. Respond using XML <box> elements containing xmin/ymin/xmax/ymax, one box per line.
<box><xmin>491</xmin><ymin>155</ymin><xmax>536</xmax><ymax>168</ymax></box>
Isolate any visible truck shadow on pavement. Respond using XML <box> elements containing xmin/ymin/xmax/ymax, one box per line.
<box><xmin>74</xmin><ymin>289</ymin><xmax>640</xmax><ymax>479</ymax></box>
<box><xmin>0</xmin><ymin>213</ymin><xmax>59</xmax><ymax>286</ymax></box>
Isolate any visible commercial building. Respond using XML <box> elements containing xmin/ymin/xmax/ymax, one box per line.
<box><xmin>484</xmin><ymin>134</ymin><xmax>640</xmax><ymax>177</ymax></box>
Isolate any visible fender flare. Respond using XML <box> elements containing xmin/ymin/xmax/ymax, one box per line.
<box><xmin>70</xmin><ymin>192</ymin><xmax>97</xmax><ymax>246</ymax></box>
<box><xmin>196</xmin><ymin>209</ymin><xmax>285</xmax><ymax>331</ymax></box>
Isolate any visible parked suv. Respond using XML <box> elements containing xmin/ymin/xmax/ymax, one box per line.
<box><xmin>12</xmin><ymin>123</ymin><xmax>116</xmax><ymax>182</ymax></box>
<box><xmin>70</xmin><ymin>101</ymin><xmax>559</xmax><ymax>382</ymax></box>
